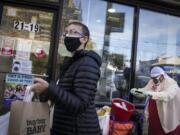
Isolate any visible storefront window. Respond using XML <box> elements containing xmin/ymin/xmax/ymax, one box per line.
<box><xmin>0</xmin><ymin>6</ymin><xmax>53</xmax><ymax>109</ymax></box>
<box><xmin>57</xmin><ymin>0</ymin><xmax>134</xmax><ymax>102</ymax></box>
<box><xmin>0</xmin><ymin>6</ymin><xmax>53</xmax><ymax>74</ymax></box>
<box><xmin>135</xmin><ymin>9</ymin><xmax>180</xmax><ymax>103</ymax></box>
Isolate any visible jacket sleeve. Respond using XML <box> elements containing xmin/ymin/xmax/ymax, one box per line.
<box><xmin>48</xmin><ymin>59</ymin><xmax>100</xmax><ymax>114</ymax></box>
<box><xmin>148</xmin><ymin>84</ymin><xmax>179</xmax><ymax>102</ymax></box>
<box><xmin>133</xmin><ymin>80</ymin><xmax>152</xmax><ymax>98</ymax></box>
<box><xmin>139</xmin><ymin>79</ymin><xmax>180</xmax><ymax>102</ymax></box>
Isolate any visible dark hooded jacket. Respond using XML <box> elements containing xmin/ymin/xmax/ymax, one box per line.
<box><xmin>48</xmin><ymin>50</ymin><xmax>101</xmax><ymax>135</ymax></box>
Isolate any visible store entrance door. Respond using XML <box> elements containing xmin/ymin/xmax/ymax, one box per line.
<box><xmin>0</xmin><ymin>5</ymin><xmax>54</xmax><ymax>111</ymax></box>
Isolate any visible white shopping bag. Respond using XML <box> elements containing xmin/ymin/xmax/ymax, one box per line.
<box><xmin>49</xmin><ymin>105</ymin><xmax>54</xmax><ymax>129</ymax></box>
<box><xmin>98</xmin><ymin>114</ymin><xmax>110</xmax><ymax>135</ymax></box>
<box><xmin>0</xmin><ymin>112</ymin><xmax>10</xmax><ymax>135</ymax></box>
<box><xmin>23</xmin><ymin>86</ymin><xmax>34</xmax><ymax>102</ymax></box>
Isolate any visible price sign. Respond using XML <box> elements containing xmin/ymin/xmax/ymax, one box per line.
<box><xmin>14</xmin><ymin>21</ymin><xmax>40</xmax><ymax>33</ymax></box>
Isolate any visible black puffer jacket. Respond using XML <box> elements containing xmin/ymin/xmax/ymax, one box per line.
<box><xmin>48</xmin><ymin>50</ymin><xmax>101</xmax><ymax>135</ymax></box>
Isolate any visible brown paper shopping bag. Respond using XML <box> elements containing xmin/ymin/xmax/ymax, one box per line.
<box><xmin>8</xmin><ymin>101</ymin><xmax>50</xmax><ymax>135</ymax></box>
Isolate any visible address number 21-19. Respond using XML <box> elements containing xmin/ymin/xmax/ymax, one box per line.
<box><xmin>14</xmin><ymin>21</ymin><xmax>39</xmax><ymax>33</ymax></box>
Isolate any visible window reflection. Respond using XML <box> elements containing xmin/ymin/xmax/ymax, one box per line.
<box><xmin>0</xmin><ymin>6</ymin><xmax>53</xmax><ymax>110</ymax></box>
<box><xmin>57</xmin><ymin>0</ymin><xmax>134</xmax><ymax>102</ymax></box>
<box><xmin>135</xmin><ymin>9</ymin><xmax>180</xmax><ymax>103</ymax></box>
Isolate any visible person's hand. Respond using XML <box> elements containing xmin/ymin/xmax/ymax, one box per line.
<box><xmin>130</xmin><ymin>88</ymin><xmax>138</xmax><ymax>95</ymax></box>
<box><xmin>130</xmin><ymin>88</ymin><xmax>145</xmax><ymax>98</ymax></box>
<box><xmin>130</xmin><ymin>88</ymin><xmax>144</xmax><ymax>94</ymax></box>
<box><xmin>31</xmin><ymin>78</ymin><xmax>49</xmax><ymax>94</ymax></box>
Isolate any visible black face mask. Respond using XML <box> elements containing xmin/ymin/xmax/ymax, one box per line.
<box><xmin>64</xmin><ymin>36</ymin><xmax>81</xmax><ymax>52</ymax></box>
<box><xmin>152</xmin><ymin>78</ymin><xmax>160</xmax><ymax>85</ymax></box>
<box><xmin>151</xmin><ymin>76</ymin><xmax>162</xmax><ymax>85</ymax></box>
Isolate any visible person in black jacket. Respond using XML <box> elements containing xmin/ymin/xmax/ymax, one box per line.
<box><xmin>31</xmin><ymin>22</ymin><xmax>101</xmax><ymax>135</ymax></box>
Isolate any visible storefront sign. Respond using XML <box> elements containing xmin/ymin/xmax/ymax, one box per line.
<box><xmin>12</xmin><ymin>59</ymin><xmax>32</xmax><ymax>74</ymax></box>
<box><xmin>5</xmin><ymin>73</ymin><xmax>33</xmax><ymax>84</ymax></box>
<box><xmin>14</xmin><ymin>21</ymin><xmax>40</xmax><ymax>32</ymax></box>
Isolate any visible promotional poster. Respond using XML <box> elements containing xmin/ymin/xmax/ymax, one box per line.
<box><xmin>3</xmin><ymin>73</ymin><xmax>34</xmax><ymax>107</ymax></box>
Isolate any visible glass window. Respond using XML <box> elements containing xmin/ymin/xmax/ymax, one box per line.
<box><xmin>0</xmin><ymin>6</ymin><xmax>53</xmax><ymax>74</ymax></box>
<box><xmin>57</xmin><ymin>0</ymin><xmax>134</xmax><ymax>102</ymax></box>
<box><xmin>135</xmin><ymin>9</ymin><xmax>180</xmax><ymax>103</ymax></box>
<box><xmin>0</xmin><ymin>6</ymin><xmax>53</xmax><ymax>109</ymax></box>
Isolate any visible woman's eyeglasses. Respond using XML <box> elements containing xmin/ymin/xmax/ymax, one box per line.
<box><xmin>63</xmin><ymin>30</ymin><xmax>84</xmax><ymax>38</ymax></box>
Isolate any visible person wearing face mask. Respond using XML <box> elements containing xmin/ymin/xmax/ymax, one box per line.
<box><xmin>31</xmin><ymin>22</ymin><xmax>101</xmax><ymax>135</ymax></box>
<box><xmin>131</xmin><ymin>66</ymin><xmax>180</xmax><ymax>135</ymax></box>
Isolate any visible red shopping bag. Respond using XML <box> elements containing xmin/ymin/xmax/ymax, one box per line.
<box><xmin>111</xmin><ymin>98</ymin><xmax>135</xmax><ymax>121</ymax></box>
<box><xmin>109</xmin><ymin>120</ymin><xmax>134</xmax><ymax>135</ymax></box>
